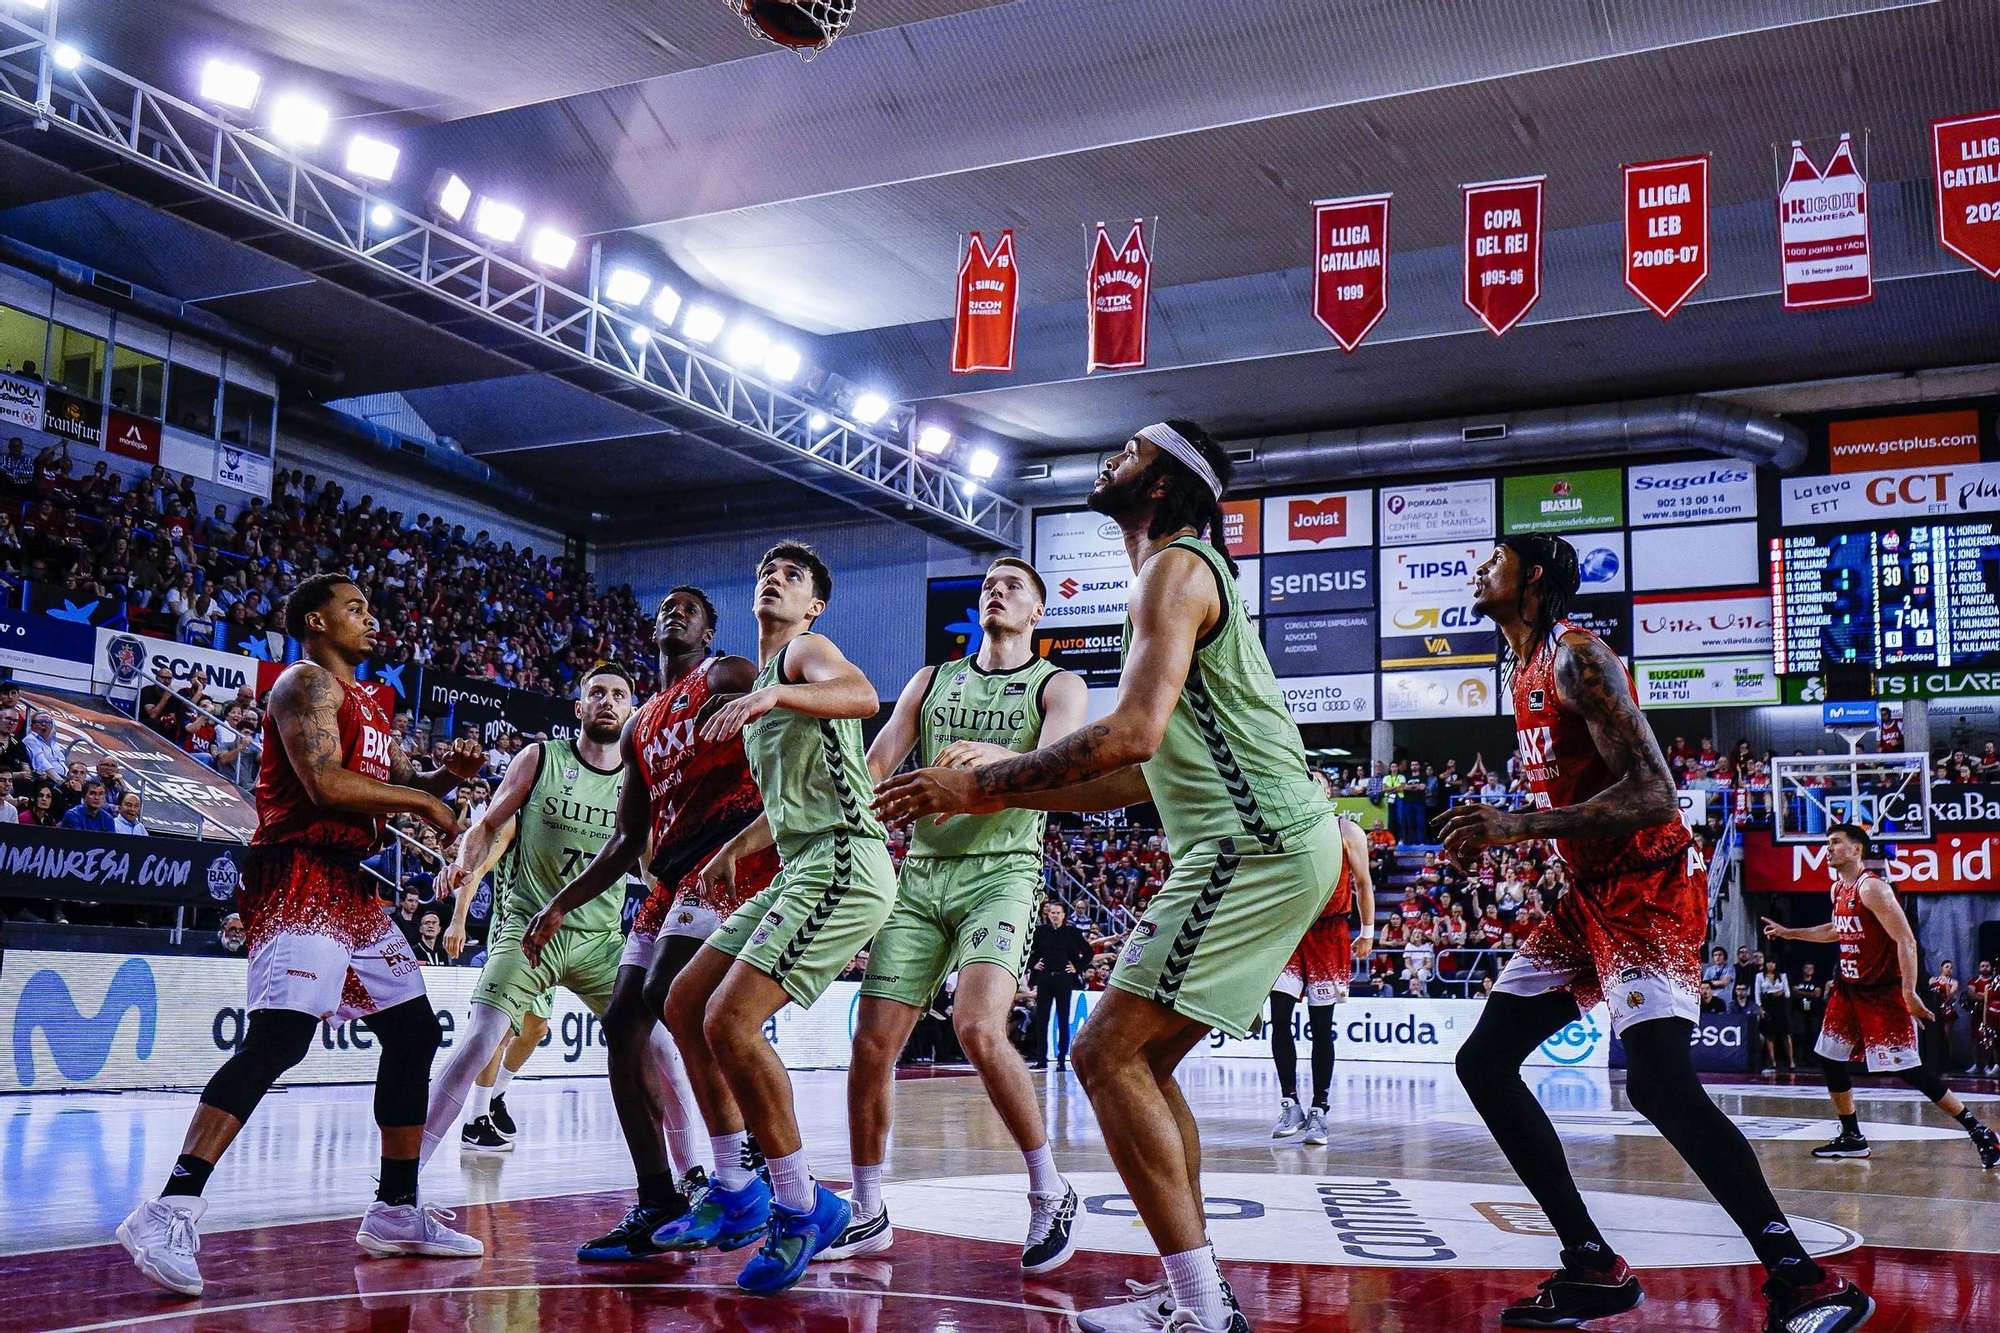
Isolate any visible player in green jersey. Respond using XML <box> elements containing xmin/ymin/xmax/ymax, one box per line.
<box><xmin>817</xmin><ymin>556</ymin><xmax>1088</xmax><ymax>1270</ymax></box>
<box><xmin>415</xmin><ymin>665</ymin><xmax>664</xmax><ymax>1196</ymax></box>
<box><xmin>875</xmin><ymin>421</ymin><xmax>1338</xmax><ymax>1333</ymax></box>
<box><xmin>657</xmin><ymin>540</ymin><xmax>897</xmax><ymax>1295</ymax></box>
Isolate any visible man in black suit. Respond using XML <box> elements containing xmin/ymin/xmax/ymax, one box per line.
<box><xmin>1025</xmin><ymin>899</ymin><xmax>1093</xmax><ymax>1070</ymax></box>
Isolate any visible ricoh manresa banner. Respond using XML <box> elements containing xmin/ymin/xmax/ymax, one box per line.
<box><xmin>2</xmin><ymin>952</ymin><xmax>867</xmax><ymax>1093</ymax></box>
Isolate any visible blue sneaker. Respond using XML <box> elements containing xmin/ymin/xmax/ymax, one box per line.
<box><xmin>735</xmin><ymin>1184</ymin><xmax>849</xmax><ymax>1295</ymax></box>
<box><xmin>652</xmin><ymin>1176</ymin><xmax>772</xmax><ymax>1253</ymax></box>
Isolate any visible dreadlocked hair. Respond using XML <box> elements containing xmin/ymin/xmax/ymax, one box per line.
<box><xmin>1144</xmin><ymin>418</ymin><xmax>1237</xmax><ymax>575</ymax></box>
<box><xmin>1496</xmin><ymin>533</ymin><xmax>1581</xmax><ymax>686</ymax></box>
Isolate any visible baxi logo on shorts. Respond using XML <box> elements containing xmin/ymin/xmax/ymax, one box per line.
<box><xmin>12</xmin><ymin>958</ymin><xmax>157</xmax><ymax>1086</ymax></box>
<box><xmin>207</xmin><ymin>852</ymin><xmax>240</xmax><ymax>901</ymax></box>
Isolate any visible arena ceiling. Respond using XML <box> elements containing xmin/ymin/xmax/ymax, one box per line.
<box><xmin>7</xmin><ymin>0</ymin><xmax>2000</xmax><ymax>525</ymax></box>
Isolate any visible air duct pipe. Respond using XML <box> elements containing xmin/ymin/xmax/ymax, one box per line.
<box><xmin>1010</xmin><ymin>394</ymin><xmax>1804</xmax><ymax>503</ymax></box>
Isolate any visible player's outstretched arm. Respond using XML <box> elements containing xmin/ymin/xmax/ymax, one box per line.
<box><xmin>270</xmin><ymin>663</ymin><xmax>458</xmax><ymax>831</ymax></box>
<box><xmin>443</xmin><ymin>743</ymin><xmax>540</xmax><ymax>892</ymax></box>
<box><xmin>444</xmin><ymin>817</ymin><xmax>514</xmax><ymax>958</ymax></box>
<box><xmin>701</xmin><ymin>633</ymin><xmax>877</xmax><ymax>742</ymax></box>
<box><xmin>541</xmin><ymin>716</ymin><xmax>650</xmax><ymax>918</ymax></box>
<box><xmin>866</xmin><ymin>666</ymin><xmax>935</xmax><ymax>782</ymax></box>
<box><xmin>1763</xmin><ymin>917</ymin><xmax>1838</xmax><ymax>945</ymax></box>
<box><xmin>391</xmin><ymin>732</ymin><xmax>487</xmax><ymax>798</ymax></box>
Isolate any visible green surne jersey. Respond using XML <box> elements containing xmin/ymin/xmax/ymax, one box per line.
<box><xmin>499</xmin><ymin>737</ymin><xmax>625</xmax><ymax>933</ymax></box>
<box><xmin>745</xmin><ymin>634</ymin><xmax>886</xmax><ymax>861</ymax></box>
<box><xmin>1124</xmin><ymin>536</ymin><xmax>1325</xmax><ymax>858</ymax></box>
<box><xmin>909</xmin><ymin>655</ymin><xmax>1061</xmax><ymax>859</ymax></box>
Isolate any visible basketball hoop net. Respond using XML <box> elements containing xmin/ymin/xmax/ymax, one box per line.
<box><xmin>727</xmin><ymin>0</ymin><xmax>857</xmax><ymax>61</ymax></box>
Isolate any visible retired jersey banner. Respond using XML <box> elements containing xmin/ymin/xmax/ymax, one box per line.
<box><xmin>1086</xmin><ymin>220</ymin><xmax>1149</xmax><ymax>372</ymax></box>
<box><xmin>951</xmin><ymin>229</ymin><xmax>1019</xmax><ymax>373</ymax></box>
<box><xmin>1778</xmin><ymin>134</ymin><xmax>1871</xmax><ymax>310</ymax></box>
<box><xmin>1623</xmin><ymin>155</ymin><xmax>1708</xmax><ymax>319</ymax></box>
<box><xmin>1932</xmin><ymin>111</ymin><xmax>2000</xmax><ymax>278</ymax></box>
<box><xmin>1312</xmin><ymin>193</ymin><xmax>1390</xmax><ymax>352</ymax></box>
<box><xmin>1462</xmin><ymin>176</ymin><xmax>1544</xmax><ymax>336</ymax></box>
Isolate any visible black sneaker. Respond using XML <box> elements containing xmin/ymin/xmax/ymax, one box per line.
<box><xmin>1500</xmin><ymin>1251</ymin><xmax>1642</xmax><ymax>1328</ymax></box>
<box><xmin>576</xmin><ymin>1199</ymin><xmax>687</xmax><ymax>1262</ymax></box>
<box><xmin>1971</xmin><ymin>1121</ymin><xmax>2000</xmax><ymax>1170</ymax></box>
<box><xmin>1762</xmin><ymin>1269</ymin><xmax>1874</xmax><ymax>1333</ymax></box>
<box><xmin>1023</xmin><ymin>1180</ymin><xmax>1078</xmax><ymax>1273</ymax></box>
<box><xmin>678</xmin><ymin>1165</ymin><xmax>710</xmax><ymax>1198</ymax></box>
<box><xmin>1811</xmin><ymin>1130</ymin><xmax>1871</xmax><ymax>1160</ymax></box>
<box><xmin>460</xmin><ymin>1115</ymin><xmax>512</xmax><ymax>1154</ymax></box>
<box><xmin>488</xmin><ymin>1094</ymin><xmax>516</xmax><ymax>1140</ymax></box>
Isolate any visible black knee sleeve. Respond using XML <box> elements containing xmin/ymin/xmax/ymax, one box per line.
<box><xmin>1268</xmin><ymin>992</ymin><xmax>1298</xmax><ymax>1095</ymax></box>
<box><xmin>1308</xmin><ymin>1003</ymin><xmax>1337</xmax><ymax>1106</ymax></box>
<box><xmin>201</xmin><ymin>1008</ymin><xmax>317</xmax><ymax>1120</ymax></box>
<box><xmin>1817</xmin><ymin>1054</ymin><xmax>1854</xmax><ymax>1095</ymax></box>
<box><xmin>362</xmin><ymin>996</ymin><xmax>442</xmax><ymax>1128</ymax></box>
<box><xmin>1897</xmin><ymin>1063</ymin><xmax>1950</xmax><ymax>1102</ymax></box>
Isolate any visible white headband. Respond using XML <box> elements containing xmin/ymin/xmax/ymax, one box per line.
<box><xmin>1135</xmin><ymin>422</ymin><xmax>1223</xmax><ymax>500</ymax></box>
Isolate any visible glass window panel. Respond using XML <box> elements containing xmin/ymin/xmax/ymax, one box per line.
<box><xmin>49</xmin><ymin>323</ymin><xmax>106</xmax><ymax>400</ymax></box>
<box><xmin>167</xmin><ymin>363</ymin><xmax>219</xmax><ymax>436</ymax></box>
<box><xmin>110</xmin><ymin>344</ymin><xmax>166</xmax><ymax>418</ymax></box>
<box><xmin>221</xmin><ymin>382</ymin><xmax>274</xmax><ymax>451</ymax></box>
<box><xmin>0</xmin><ymin>304</ymin><xmax>50</xmax><ymax>379</ymax></box>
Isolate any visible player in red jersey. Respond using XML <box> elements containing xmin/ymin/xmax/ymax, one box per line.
<box><xmin>115</xmin><ymin>574</ymin><xmax>486</xmax><ymax>1297</ymax></box>
<box><xmin>1763</xmin><ymin>824</ymin><xmax>1998</xmax><ymax>1168</ymax></box>
<box><xmin>522</xmin><ymin>585</ymin><xmax>780</xmax><ymax>1260</ymax></box>
<box><xmin>1438</xmin><ymin>535</ymin><xmax>1874</xmax><ymax>1333</ymax></box>
<box><xmin>1267</xmin><ymin>802</ymin><xmax>1373</xmax><ymax>1145</ymax></box>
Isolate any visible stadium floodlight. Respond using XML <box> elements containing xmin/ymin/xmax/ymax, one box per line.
<box><xmin>430</xmin><ymin>172</ymin><xmax>472</xmax><ymax>222</ymax></box>
<box><xmin>809</xmin><ymin>412</ymin><xmax>828</xmax><ymax>430</ymax></box>
<box><xmin>763</xmin><ymin>344</ymin><xmax>802</xmax><ymax>382</ymax></box>
<box><xmin>628</xmin><ymin>325</ymin><xmax>651</xmax><ymax>346</ymax></box>
<box><xmin>969</xmin><ymin>447</ymin><xmax>999</xmax><ymax>478</ymax></box>
<box><xmin>852</xmin><ymin>392</ymin><xmax>890</xmax><ymax>425</ymax></box>
<box><xmin>199</xmin><ymin>59</ymin><xmax>260</xmax><ymax>110</ymax></box>
<box><xmin>345</xmin><ymin>135</ymin><xmax>399</xmax><ymax>183</ymax></box>
<box><xmin>915</xmin><ymin>423</ymin><xmax>952</xmax><ymax>455</ymax></box>
<box><xmin>369</xmin><ymin>203</ymin><xmax>396</xmax><ymax>229</ymax></box>
<box><xmin>529</xmin><ymin>227</ymin><xmax>577</xmax><ymax>269</ymax></box>
<box><xmin>681</xmin><ymin>304</ymin><xmax>725</xmax><ymax>344</ymax></box>
<box><xmin>725</xmin><ymin>324</ymin><xmax>771</xmax><ymax>367</ymax></box>
<box><xmin>650</xmin><ymin>284</ymin><xmax>682</xmax><ymax>326</ymax></box>
<box><xmin>270</xmin><ymin>93</ymin><xmax>329</xmax><ymax>146</ymax></box>
<box><xmin>472</xmin><ymin>197</ymin><xmax>525</xmax><ymax>244</ymax></box>
<box><xmin>603</xmin><ymin>267</ymin><xmax>651</xmax><ymax>306</ymax></box>
<box><xmin>50</xmin><ymin>43</ymin><xmax>80</xmax><ymax>70</ymax></box>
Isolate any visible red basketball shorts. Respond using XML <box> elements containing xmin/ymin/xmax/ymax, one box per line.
<box><xmin>1274</xmin><ymin>917</ymin><xmax>1352</xmax><ymax>1006</ymax></box>
<box><xmin>1814</xmin><ymin>981</ymin><xmax>1922</xmax><ymax>1072</ymax></box>
<box><xmin>1495</xmin><ymin>845</ymin><xmax>1707</xmax><ymax>1036</ymax></box>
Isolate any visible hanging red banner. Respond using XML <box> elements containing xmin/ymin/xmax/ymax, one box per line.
<box><xmin>1932</xmin><ymin>110</ymin><xmax>2000</xmax><ymax>279</ymax></box>
<box><xmin>951</xmin><ymin>229</ymin><xmax>1020</xmax><ymax>373</ymax></box>
<box><xmin>1312</xmin><ymin>193</ymin><xmax>1391</xmax><ymax>352</ymax></box>
<box><xmin>1461</xmin><ymin>176</ymin><xmax>1544</xmax><ymax>336</ymax></box>
<box><xmin>105</xmin><ymin>409</ymin><xmax>161</xmax><ymax>465</ymax></box>
<box><xmin>1086</xmin><ymin>220</ymin><xmax>1149</xmax><ymax>372</ymax></box>
<box><xmin>1622</xmin><ymin>155</ymin><xmax>1709</xmax><ymax>319</ymax></box>
<box><xmin>1778</xmin><ymin>134</ymin><xmax>1872</xmax><ymax>309</ymax></box>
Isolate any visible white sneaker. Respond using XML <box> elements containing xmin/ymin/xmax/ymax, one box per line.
<box><xmin>1079</xmin><ymin>1278</ymin><xmax>1173</xmax><ymax>1333</ymax></box>
<box><xmin>816</xmin><ymin>1201</ymin><xmax>893</xmax><ymax>1260</ymax></box>
<box><xmin>1302</xmin><ymin>1106</ymin><xmax>1330</xmax><ymax>1146</ymax></box>
<box><xmin>1270</xmin><ymin>1098</ymin><xmax>1306</xmax><ymax>1138</ymax></box>
<box><xmin>1023</xmin><ymin>1180</ymin><xmax>1079</xmax><ymax>1272</ymax></box>
<box><xmin>355</xmin><ymin>1201</ymin><xmax>485</xmax><ymax>1257</ymax></box>
<box><xmin>1162</xmin><ymin>1307</ymin><xmax>1249</xmax><ymax>1333</ymax></box>
<box><xmin>116</xmin><ymin>1196</ymin><xmax>206</xmax><ymax>1297</ymax></box>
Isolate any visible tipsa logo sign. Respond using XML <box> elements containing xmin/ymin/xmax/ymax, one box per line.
<box><xmin>12</xmin><ymin>957</ymin><xmax>157</xmax><ymax>1086</ymax></box>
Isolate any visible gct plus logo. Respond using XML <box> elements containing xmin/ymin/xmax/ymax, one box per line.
<box><xmin>12</xmin><ymin>958</ymin><xmax>157</xmax><ymax>1086</ymax></box>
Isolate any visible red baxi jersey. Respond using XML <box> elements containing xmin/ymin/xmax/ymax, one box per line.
<box><xmin>1831</xmin><ymin>874</ymin><xmax>1899</xmax><ymax>988</ymax></box>
<box><xmin>1511</xmin><ymin>621</ymin><xmax>1691</xmax><ymax>879</ymax></box>
<box><xmin>1318</xmin><ymin>825</ymin><xmax>1357</xmax><ymax>924</ymax></box>
<box><xmin>252</xmin><ymin>667</ymin><xmax>393</xmax><ymax>855</ymax></box>
<box><xmin>633</xmin><ymin>658</ymin><xmax>763</xmax><ymax>881</ymax></box>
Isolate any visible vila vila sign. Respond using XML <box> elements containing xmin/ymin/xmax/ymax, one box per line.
<box><xmin>1931</xmin><ymin>110</ymin><xmax>2000</xmax><ymax>279</ymax></box>
<box><xmin>951</xmin><ymin>229</ymin><xmax>1019</xmax><ymax>373</ymax></box>
<box><xmin>1623</xmin><ymin>155</ymin><xmax>1709</xmax><ymax>319</ymax></box>
<box><xmin>1778</xmin><ymin>134</ymin><xmax>1871</xmax><ymax>310</ymax></box>
<box><xmin>1462</xmin><ymin>176</ymin><xmax>1544</xmax><ymax>336</ymax></box>
<box><xmin>1313</xmin><ymin>193</ymin><xmax>1390</xmax><ymax>352</ymax></box>
<box><xmin>1086</xmin><ymin>220</ymin><xmax>1149</xmax><ymax>372</ymax></box>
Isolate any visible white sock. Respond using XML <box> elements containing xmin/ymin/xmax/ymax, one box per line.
<box><xmin>1162</xmin><ymin>1244</ymin><xmax>1229</xmax><ymax>1330</ymax></box>
<box><xmin>850</xmin><ymin>1163</ymin><xmax>883</xmax><ymax>1219</ymax></box>
<box><xmin>766</xmin><ymin>1148</ymin><xmax>816</xmax><ymax>1212</ymax></box>
<box><xmin>492</xmin><ymin>1064</ymin><xmax>517</xmax><ymax>1097</ymax></box>
<box><xmin>712</xmin><ymin>1132</ymin><xmax>753</xmax><ymax>1190</ymax></box>
<box><xmin>468</xmin><ymin>1084</ymin><xmax>493</xmax><ymax>1120</ymax></box>
<box><xmin>646</xmin><ymin>1026</ymin><xmax>711</xmax><ymax>1178</ymax></box>
<box><xmin>1023</xmin><ymin>1144</ymin><xmax>1062</xmax><ymax>1196</ymax></box>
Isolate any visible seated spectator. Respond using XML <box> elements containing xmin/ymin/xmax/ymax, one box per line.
<box><xmin>60</xmin><ymin>778</ymin><xmax>116</xmax><ymax>832</ymax></box>
<box><xmin>0</xmin><ymin>773</ymin><xmax>15</xmax><ymax>821</ymax></box>
<box><xmin>205</xmin><ymin>914</ymin><xmax>248</xmax><ymax>957</ymax></box>
<box><xmin>17</xmin><ymin>782</ymin><xmax>60</xmax><ymax>826</ymax></box>
<box><xmin>1699</xmin><ymin>980</ymin><xmax>1726</xmax><ymax>1014</ymax></box>
<box><xmin>112</xmin><ymin>790</ymin><xmax>148</xmax><ymax>836</ymax></box>
<box><xmin>388</xmin><ymin>887</ymin><xmax>426</xmax><ymax>948</ymax></box>
<box><xmin>138</xmin><ymin>664</ymin><xmax>188</xmax><ymax>739</ymax></box>
<box><xmin>0</xmin><ymin>705</ymin><xmax>32</xmax><ymax>785</ymax></box>
<box><xmin>23</xmin><ymin>711</ymin><xmax>66</xmax><ymax>781</ymax></box>
<box><xmin>1702</xmin><ymin>946</ymin><xmax>1733</xmax><ymax>993</ymax></box>
<box><xmin>94</xmin><ymin>756</ymin><xmax>130</xmax><ymax>805</ymax></box>
<box><xmin>1727</xmin><ymin>981</ymin><xmax>1759</xmax><ymax>1020</ymax></box>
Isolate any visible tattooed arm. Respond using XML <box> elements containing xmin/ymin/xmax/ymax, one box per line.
<box><xmin>389</xmin><ymin>732</ymin><xmax>485</xmax><ymax>797</ymax></box>
<box><xmin>1435</xmin><ymin>631</ymin><xmax>1677</xmax><ymax>862</ymax></box>
<box><xmin>871</xmin><ymin>547</ymin><xmax>1210</xmax><ymax>824</ymax></box>
<box><xmin>269</xmin><ymin>663</ymin><xmax>459</xmax><ymax>830</ymax></box>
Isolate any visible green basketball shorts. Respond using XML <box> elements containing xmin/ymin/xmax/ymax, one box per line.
<box><xmin>709</xmin><ymin>831</ymin><xmax>898</xmax><ymax>1008</ymax></box>
<box><xmin>860</xmin><ymin>852</ymin><xmax>1041</xmax><ymax>1008</ymax></box>
<box><xmin>472</xmin><ymin>917</ymin><xmax>621</xmax><ymax>1026</ymax></box>
<box><xmin>1109</xmin><ymin>816</ymin><xmax>1343</xmax><ymax>1039</ymax></box>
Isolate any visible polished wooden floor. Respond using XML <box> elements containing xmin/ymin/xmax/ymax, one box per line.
<box><xmin>4</xmin><ymin>1058</ymin><xmax>1996</xmax><ymax>1331</ymax></box>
